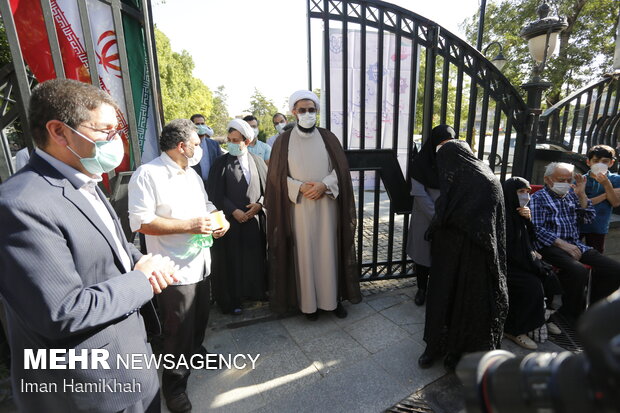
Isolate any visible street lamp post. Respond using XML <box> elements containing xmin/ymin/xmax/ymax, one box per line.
<box><xmin>519</xmin><ymin>1</ymin><xmax>567</xmax><ymax>178</ymax></box>
<box><xmin>483</xmin><ymin>41</ymin><xmax>507</xmax><ymax>71</ymax></box>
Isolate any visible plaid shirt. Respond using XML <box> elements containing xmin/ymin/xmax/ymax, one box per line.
<box><xmin>530</xmin><ymin>186</ymin><xmax>595</xmax><ymax>252</ymax></box>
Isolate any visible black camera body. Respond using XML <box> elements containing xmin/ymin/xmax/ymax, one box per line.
<box><xmin>457</xmin><ymin>289</ymin><xmax>620</xmax><ymax>413</ymax></box>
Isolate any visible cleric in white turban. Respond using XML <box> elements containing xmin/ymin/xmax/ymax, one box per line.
<box><xmin>206</xmin><ymin>118</ymin><xmax>269</xmax><ymax>316</ymax></box>
<box><xmin>288</xmin><ymin>90</ymin><xmax>320</xmax><ymax>112</ymax></box>
<box><xmin>265</xmin><ymin>89</ymin><xmax>360</xmax><ymax>320</ymax></box>
<box><xmin>227</xmin><ymin>119</ymin><xmax>255</xmax><ymax>142</ymax></box>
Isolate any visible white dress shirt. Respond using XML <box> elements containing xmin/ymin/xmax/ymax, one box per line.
<box><xmin>128</xmin><ymin>152</ymin><xmax>216</xmax><ymax>285</ymax></box>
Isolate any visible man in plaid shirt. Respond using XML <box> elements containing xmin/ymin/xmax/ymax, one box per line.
<box><xmin>530</xmin><ymin>162</ymin><xmax>620</xmax><ymax>321</ymax></box>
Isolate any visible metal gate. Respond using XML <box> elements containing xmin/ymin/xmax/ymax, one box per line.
<box><xmin>307</xmin><ymin>0</ymin><xmax>531</xmax><ymax>280</ymax></box>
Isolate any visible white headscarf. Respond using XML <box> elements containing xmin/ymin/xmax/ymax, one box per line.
<box><xmin>227</xmin><ymin>119</ymin><xmax>254</xmax><ymax>141</ymax></box>
<box><xmin>289</xmin><ymin>90</ymin><xmax>320</xmax><ymax>112</ymax></box>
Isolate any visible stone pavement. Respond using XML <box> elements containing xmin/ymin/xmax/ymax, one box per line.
<box><xmin>161</xmin><ymin>280</ymin><xmax>566</xmax><ymax>413</ymax></box>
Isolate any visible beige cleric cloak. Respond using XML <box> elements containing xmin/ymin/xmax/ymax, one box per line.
<box><xmin>265</xmin><ymin>127</ymin><xmax>361</xmax><ymax>313</ymax></box>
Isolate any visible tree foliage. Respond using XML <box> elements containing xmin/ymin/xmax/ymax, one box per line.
<box><xmin>155</xmin><ymin>27</ymin><xmax>214</xmax><ymax>123</ymax></box>
<box><xmin>246</xmin><ymin>88</ymin><xmax>278</xmax><ymax>141</ymax></box>
<box><xmin>462</xmin><ymin>0</ymin><xmax>618</xmax><ymax>106</ymax></box>
<box><xmin>206</xmin><ymin>85</ymin><xmax>231</xmax><ymax>136</ymax></box>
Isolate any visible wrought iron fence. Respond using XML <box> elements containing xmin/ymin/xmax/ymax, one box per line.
<box><xmin>539</xmin><ymin>74</ymin><xmax>620</xmax><ymax>155</ymax></box>
<box><xmin>308</xmin><ymin>0</ymin><xmax>531</xmax><ymax>280</ymax></box>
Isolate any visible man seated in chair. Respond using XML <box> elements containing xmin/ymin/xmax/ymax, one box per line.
<box><xmin>529</xmin><ymin>162</ymin><xmax>620</xmax><ymax>322</ymax></box>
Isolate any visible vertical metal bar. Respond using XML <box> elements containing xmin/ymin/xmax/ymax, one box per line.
<box><xmin>388</xmin><ymin>16</ymin><xmax>402</xmax><ymax>275</ymax></box>
<box><xmin>421</xmin><ymin>26</ymin><xmax>438</xmax><ymax>141</ymax></box>
<box><xmin>40</xmin><ymin>0</ymin><xmax>65</xmax><ymax>79</ymax></box>
<box><xmin>375</xmin><ymin>9</ymin><xmax>384</xmax><ymax>149</ymax></box>
<box><xmin>371</xmin><ymin>171</ymin><xmax>380</xmax><ymax>278</ymax></box>
<box><xmin>357</xmin><ymin>171</ymin><xmax>365</xmax><ymax>278</ymax></box>
<box><xmin>500</xmin><ymin>108</ymin><xmax>514</xmax><ymax>180</ymax></box>
<box><xmin>578</xmin><ymin>90</ymin><xmax>593</xmax><ymax>153</ymax></box>
<box><xmin>76</xmin><ymin>1</ymin><xmax>100</xmax><ymax>86</ymax></box>
<box><xmin>110</xmin><ymin>0</ymin><xmax>141</xmax><ymax>166</ymax></box>
<box><xmin>322</xmin><ymin>0</ymin><xmax>331</xmax><ymax>129</ymax></box>
<box><xmin>359</xmin><ymin>3</ymin><xmax>366</xmax><ymax>149</ymax></box>
<box><xmin>588</xmin><ymin>84</ymin><xmax>604</xmax><ymax>148</ymax></box>
<box><xmin>477</xmin><ymin>79</ymin><xmax>490</xmax><ymax>161</ymax></box>
<box><xmin>342</xmin><ymin>1</ymin><xmax>349</xmax><ymax>149</ymax></box>
<box><xmin>307</xmin><ymin>0</ymin><xmax>313</xmax><ymax>91</ymax></box>
<box><xmin>142</xmin><ymin>0</ymin><xmax>164</xmax><ymax>136</ymax></box>
<box><xmin>454</xmin><ymin>52</ymin><xmax>464</xmax><ymax>136</ymax></box>
<box><xmin>568</xmin><ymin>95</ymin><xmax>581</xmax><ymax>149</ymax></box>
<box><xmin>439</xmin><ymin>41</ymin><xmax>450</xmax><ymax>124</ymax></box>
<box><xmin>0</xmin><ymin>1</ymin><xmax>34</xmax><ymax>152</ymax></box>
<box><xmin>476</xmin><ymin>0</ymin><xmax>487</xmax><ymax>51</ymax></box>
<box><xmin>559</xmin><ymin>104</ymin><xmax>570</xmax><ymax>144</ymax></box>
<box><xmin>466</xmin><ymin>70</ymin><xmax>479</xmax><ymax>146</ymax></box>
<box><xmin>488</xmin><ymin>97</ymin><xmax>502</xmax><ymax>171</ymax></box>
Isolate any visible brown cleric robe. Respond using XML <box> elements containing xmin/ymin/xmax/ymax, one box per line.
<box><xmin>265</xmin><ymin>125</ymin><xmax>361</xmax><ymax>313</ymax></box>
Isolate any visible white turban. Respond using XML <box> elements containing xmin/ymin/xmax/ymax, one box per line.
<box><xmin>289</xmin><ymin>90</ymin><xmax>320</xmax><ymax>112</ymax></box>
<box><xmin>204</xmin><ymin>125</ymin><xmax>214</xmax><ymax>137</ymax></box>
<box><xmin>227</xmin><ymin>119</ymin><xmax>254</xmax><ymax>141</ymax></box>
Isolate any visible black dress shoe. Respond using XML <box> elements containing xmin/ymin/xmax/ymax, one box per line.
<box><xmin>333</xmin><ymin>302</ymin><xmax>348</xmax><ymax>318</ymax></box>
<box><xmin>165</xmin><ymin>392</ymin><xmax>192</xmax><ymax>413</ymax></box>
<box><xmin>305</xmin><ymin>311</ymin><xmax>319</xmax><ymax>321</ymax></box>
<box><xmin>414</xmin><ymin>288</ymin><xmax>426</xmax><ymax>306</ymax></box>
<box><xmin>444</xmin><ymin>353</ymin><xmax>460</xmax><ymax>372</ymax></box>
<box><xmin>418</xmin><ymin>349</ymin><xmax>438</xmax><ymax>369</ymax></box>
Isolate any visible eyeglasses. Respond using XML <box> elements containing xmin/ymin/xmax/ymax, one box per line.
<box><xmin>79</xmin><ymin>125</ymin><xmax>121</xmax><ymax>141</ymax></box>
<box><xmin>296</xmin><ymin>107</ymin><xmax>316</xmax><ymax>114</ymax></box>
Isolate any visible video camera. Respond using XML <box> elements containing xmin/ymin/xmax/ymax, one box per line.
<box><xmin>457</xmin><ymin>289</ymin><xmax>620</xmax><ymax>413</ymax></box>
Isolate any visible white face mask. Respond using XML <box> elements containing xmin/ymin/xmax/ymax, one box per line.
<box><xmin>185</xmin><ymin>144</ymin><xmax>203</xmax><ymax>167</ymax></box>
<box><xmin>517</xmin><ymin>193</ymin><xmax>530</xmax><ymax>208</ymax></box>
<box><xmin>252</xmin><ymin>127</ymin><xmax>259</xmax><ymax>139</ymax></box>
<box><xmin>550</xmin><ymin>182</ymin><xmax>571</xmax><ymax>197</ymax></box>
<box><xmin>297</xmin><ymin>112</ymin><xmax>316</xmax><ymax>129</ymax></box>
<box><xmin>275</xmin><ymin>122</ymin><xmax>286</xmax><ymax>134</ymax></box>
<box><xmin>590</xmin><ymin>162</ymin><xmax>609</xmax><ymax>175</ymax></box>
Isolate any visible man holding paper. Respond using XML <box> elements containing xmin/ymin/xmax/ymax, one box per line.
<box><xmin>128</xmin><ymin>118</ymin><xmax>229</xmax><ymax>413</ymax></box>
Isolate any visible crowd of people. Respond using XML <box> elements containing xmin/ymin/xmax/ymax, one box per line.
<box><xmin>1</xmin><ymin>78</ymin><xmax>620</xmax><ymax>413</ymax></box>
<box><xmin>408</xmin><ymin>125</ymin><xmax>620</xmax><ymax>370</ymax></box>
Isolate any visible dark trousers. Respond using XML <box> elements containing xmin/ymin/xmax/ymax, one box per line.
<box><xmin>539</xmin><ymin>246</ymin><xmax>620</xmax><ymax>319</ymax></box>
<box><xmin>158</xmin><ymin>278</ymin><xmax>211</xmax><ymax>398</ymax></box>
<box><xmin>416</xmin><ymin>264</ymin><xmax>429</xmax><ymax>291</ymax></box>
<box><xmin>581</xmin><ymin>233</ymin><xmax>606</xmax><ymax>254</ymax></box>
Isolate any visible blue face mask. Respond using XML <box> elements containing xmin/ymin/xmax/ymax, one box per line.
<box><xmin>227</xmin><ymin>142</ymin><xmax>246</xmax><ymax>157</ymax></box>
<box><xmin>65</xmin><ymin>124</ymin><xmax>124</xmax><ymax>175</ymax></box>
<box><xmin>196</xmin><ymin>124</ymin><xmax>209</xmax><ymax>136</ymax></box>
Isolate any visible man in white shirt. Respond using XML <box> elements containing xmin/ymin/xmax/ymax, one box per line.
<box><xmin>128</xmin><ymin>119</ymin><xmax>230</xmax><ymax>413</ymax></box>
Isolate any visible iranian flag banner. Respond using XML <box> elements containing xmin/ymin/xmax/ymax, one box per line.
<box><xmin>9</xmin><ymin>0</ymin><xmax>159</xmax><ymax>170</ymax></box>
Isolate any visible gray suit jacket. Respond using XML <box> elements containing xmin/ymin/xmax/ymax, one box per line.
<box><xmin>0</xmin><ymin>153</ymin><xmax>159</xmax><ymax>413</ymax></box>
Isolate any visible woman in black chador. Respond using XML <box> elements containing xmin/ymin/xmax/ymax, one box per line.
<box><xmin>418</xmin><ymin>139</ymin><xmax>508</xmax><ymax>371</ymax></box>
<box><xmin>407</xmin><ymin>125</ymin><xmax>456</xmax><ymax>306</ymax></box>
<box><xmin>502</xmin><ymin>177</ymin><xmax>562</xmax><ymax>349</ymax></box>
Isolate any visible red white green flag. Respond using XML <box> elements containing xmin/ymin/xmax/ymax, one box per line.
<box><xmin>9</xmin><ymin>0</ymin><xmax>159</xmax><ymax>170</ymax></box>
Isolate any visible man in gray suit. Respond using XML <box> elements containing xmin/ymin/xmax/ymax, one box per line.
<box><xmin>0</xmin><ymin>78</ymin><xmax>177</xmax><ymax>413</ymax></box>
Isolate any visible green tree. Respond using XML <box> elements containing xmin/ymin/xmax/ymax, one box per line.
<box><xmin>206</xmin><ymin>85</ymin><xmax>230</xmax><ymax>136</ymax></box>
<box><xmin>246</xmin><ymin>88</ymin><xmax>277</xmax><ymax>141</ymax></box>
<box><xmin>462</xmin><ymin>0</ymin><xmax>618</xmax><ymax>106</ymax></box>
<box><xmin>154</xmin><ymin>27</ymin><xmax>213</xmax><ymax>123</ymax></box>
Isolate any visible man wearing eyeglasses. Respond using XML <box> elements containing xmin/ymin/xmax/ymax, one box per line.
<box><xmin>0</xmin><ymin>78</ymin><xmax>178</xmax><ymax>413</ymax></box>
<box><xmin>265</xmin><ymin>90</ymin><xmax>361</xmax><ymax>321</ymax></box>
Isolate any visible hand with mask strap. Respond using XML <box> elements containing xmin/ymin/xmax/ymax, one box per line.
<box><xmin>572</xmin><ymin>174</ymin><xmax>588</xmax><ymax>208</ymax></box>
<box><xmin>517</xmin><ymin>206</ymin><xmax>531</xmax><ymax>220</ymax></box>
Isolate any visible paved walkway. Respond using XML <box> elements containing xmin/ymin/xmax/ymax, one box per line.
<box><xmin>161</xmin><ymin>281</ymin><xmax>565</xmax><ymax>413</ymax></box>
